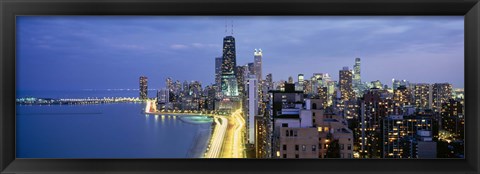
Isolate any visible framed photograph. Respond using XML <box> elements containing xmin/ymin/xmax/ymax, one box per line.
<box><xmin>1</xmin><ymin>0</ymin><xmax>479</xmax><ymax>173</ymax></box>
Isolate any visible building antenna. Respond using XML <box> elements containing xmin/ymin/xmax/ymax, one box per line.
<box><xmin>225</xmin><ymin>18</ymin><xmax>227</xmax><ymax>35</ymax></box>
<box><xmin>231</xmin><ymin>20</ymin><xmax>234</xmax><ymax>35</ymax></box>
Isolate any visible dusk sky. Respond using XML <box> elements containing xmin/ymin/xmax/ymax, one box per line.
<box><xmin>16</xmin><ymin>16</ymin><xmax>464</xmax><ymax>91</ymax></box>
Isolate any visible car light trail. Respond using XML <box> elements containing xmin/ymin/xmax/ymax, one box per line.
<box><xmin>205</xmin><ymin>116</ymin><xmax>228</xmax><ymax>158</ymax></box>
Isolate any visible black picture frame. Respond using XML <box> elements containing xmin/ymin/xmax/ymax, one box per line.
<box><xmin>1</xmin><ymin>0</ymin><xmax>479</xmax><ymax>173</ymax></box>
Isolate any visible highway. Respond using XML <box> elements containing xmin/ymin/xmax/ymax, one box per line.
<box><xmin>205</xmin><ymin>109</ymin><xmax>246</xmax><ymax>158</ymax></box>
<box><xmin>231</xmin><ymin>109</ymin><xmax>246</xmax><ymax>158</ymax></box>
<box><xmin>205</xmin><ymin>116</ymin><xmax>228</xmax><ymax>158</ymax></box>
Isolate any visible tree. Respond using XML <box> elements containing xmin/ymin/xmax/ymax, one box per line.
<box><xmin>326</xmin><ymin>133</ymin><xmax>340</xmax><ymax>158</ymax></box>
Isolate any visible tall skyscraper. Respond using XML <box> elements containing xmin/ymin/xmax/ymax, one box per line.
<box><xmin>221</xmin><ymin>36</ymin><xmax>236</xmax><ymax>74</ymax></box>
<box><xmin>432</xmin><ymin>83</ymin><xmax>453</xmax><ymax>113</ymax></box>
<box><xmin>413</xmin><ymin>83</ymin><xmax>432</xmax><ymax>110</ymax></box>
<box><xmin>139</xmin><ymin>76</ymin><xmax>148</xmax><ymax>100</ymax></box>
<box><xmin>296</xmin><ymin>74</ymin><xmax>305</xmax><ymax>92</ymax></box>
<box><xmin>157</xmin><ymin>88</ymin><xmax>169</xmax><ymax>104</ymax></box>
<box><xmin>246</xmin><ymin>75</ymin><xmax>258</xmax><ymax>144</ymax></box>
<box><xmin>298</xmin><ymin>74</ymin><xmax>304</xmax><ymax>85</ymax></box>
<box><xmin>215</xmin><ymin>57</ymin><xmax>223</xmax><ymax>87</ymax></box>
<box><xmin>248</xmin><ymin>62</ymin><xmax>255</xmax><ymax>75</ymax></box>
<box><xmin>254</xmin><ymin>49</ymin><xmax>263</xmax><ymax>81</ymax></box>
<box><xmin>339</xmin><ymin>67</ymin><xmax>354</xmax><ymax>101</ymax></box>
<box><xmin>353</xmin><ymin>58</ymin><xmax>361</xmax><ymax>87</ymax></box>
<box><xmin>236</xmin><ymin>65</ymin><xmax>248</xmax><ymax>97</ymax></box>
<box><xmin>221</xmin><ymin>36</ymin><xmax>239</xmax><ymax>97</ymax></box>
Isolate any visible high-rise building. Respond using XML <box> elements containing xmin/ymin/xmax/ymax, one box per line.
<box><xmin>441</xmin><ymin>99</ymin><xmax>464</xmax><ymax>138</ymax></box>
<box><xmin>157</xmin><ymin>88</ymin><xmax>169</xmax><ymax>106</ymax></box>
<box><xmin>264</xmin><ymin>73</ymin><xmax>273</xmax><ymax>89</ymax></box>
<box><xmin>371</xmin><ymin>80</ymin><xmax>383</xmax><ymax>89</ymax></box>
<box><xmin>221</xmin><ymin>36</ymin><xmax>239</xmax><ymax>97</ymax></box>
<box><xmin>393</xmin><ymin>85</ymin><xmax>413</xmax><ymax>108</ymax></box>
<box><xmin>139</xmin><ymin>76</ymin><xmax>148</xmax><ymax>100</ymax></box>
<box><xmin>353</xmin><ymin>58</ymin><xmax>361</xmax><ymax>87</ymax></box>
<box><xmin>432</xmin><ymin>83</ymin><xmax>453</xmax><ymax>113</ymax></box>
<box><xmin>298</xmin><ymin>74</ymin><xmax>304</xmax><ymax>85</ymax></box>
<box><xmin>295</xmin><ymin>74</ymin><xmax>304</xmax><ymax>92</ymax></box>
<box><xmin>246</xmin><ymin>75</ymin><xmax>259</xmax><ymax>144</ymax></box>
<box><xmin>255</xmin><ymin>115</ymin><xmax>269</xmax><ymax>158</ymax></box>
<box><xmin>339</xmin><ymin>67</ymin><xmax>354</xmax><ymax>101</ymax></box>
<box><xmin>288</xmin><ymin>76</ymin><xmax>294</xmax><ymax>84</ymax></box>
<box><xmin>247</xmin><ymin>63</ymin><xmax>255</xmax><ymax>75</ymax></box>
<box><xmin>221</xmin><ymin>36</ymin><xmax>236</xmax><ymax>74</ymax></box>
<box><xmin>358</xmin><ymin>89</ymin><xmax>393</xmax><ymax>158</ymax></box>
<box><xmin>236</xmin><ymin>65</ymin><xmax>248</xmax><ymax>97</ymax></box>
<box><xmin>382</xmin><ymin>115</ymin><xmax>434</xmax><ymax>158</ymax></box>
<box><xmin>413</xmin><ymin>83</ymin><xmax>432</xmax><ymax>110</ymax></box>
<box><xmin>254</xmin><ymin>49</ymin><xmax>263</xmax><ymax>81</ymax></box>
<box><xmin>215</xmin><ymin>57</ymin><xmax>223</xmax><ymax>87</ymax></box>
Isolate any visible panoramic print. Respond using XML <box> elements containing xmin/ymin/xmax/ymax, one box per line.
<box><xmin>16</xmin><ymin>16</ymin><xmax>464</xmax><ymax>158</ymax></box>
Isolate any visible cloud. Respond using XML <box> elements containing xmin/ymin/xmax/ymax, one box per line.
<box><xmin>373</xmin><ymin>26</ymin><xmax>411</xmax><ymax>34</ymax></box>
<box><xmin>170</xmin><ymin>44</ymin><xmax>189</xmax><ymax>49</ymax></box>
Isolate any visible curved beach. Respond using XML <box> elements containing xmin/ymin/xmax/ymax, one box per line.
<box><xmin>176</xmin><ymin>115</ymin><xmax>214</xmax><ymax>158</ymax></box>
<box><xmin>185</xmin><ymin>123</ymin><xmax>213</xmax><ymax>158</ymax></box>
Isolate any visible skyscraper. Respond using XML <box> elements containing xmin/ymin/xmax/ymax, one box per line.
<box><xmin>221</xmin><ymin>36</ymin><xmax>236</xmax><ymax>74</ymax></box>
<box><xmin>339</xmin><ymin>67</ymin><xmax>354</xmax><ymax>101</ymax></box>
<box><xmin>413</xmin><ymin>83</ymin><xmax>432</xmax><ymax>110</ymax></box>
<box><xmin>254</xmin><ymin>49</ymin><xmax>263</xmax><ymax>81</ymax></box>
<box><xmin>247</xmin><ymin>62</ymin><xmax>255</xmax><ymax>75</ymax></box>
<box><xmin>432</xmin><ymin>83</ymin><xmax>453</xmax><ymax>113</ymax></box>
<box><xmin>221</xmin><ymin>36</ymin><xmax>239</xmax><ymax>97</ymax></box>
<box><xmin>298</xmin><ymin>74</ymin><xmax>304</xmax><ymax>85</ymax></box>
<box><xmin>215</xmin><ymin>57</ymin><xmax>223</xmax><ymax>87</ymax></box>
<box><xmin>296</xmin><ymin>74</ymin><xmax>305</xmax><ymax>92</ymax></box>
<box><xmin>353</xmin><ymin>58</ymin><xmax>361</xmax><ymax>87</ymax></box>
<box><xmin>236</xmin><ymin>65</ymin><xmax>248</xmax><ymax>97</ymax></box>
<box><xmin>139</xmin><ymin>76</ymin><xmax>148</xmax><ymax>100</ymax></box>
<box><xmin>246</xmin><ymin>75</ymin><xmax>258</xmax><ymax>144</ymax></box>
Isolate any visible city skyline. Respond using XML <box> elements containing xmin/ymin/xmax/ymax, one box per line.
<box><xmin>17</xmin><ymin>16</ymin><xmax>464</xmax><ymax>91</ymax></box>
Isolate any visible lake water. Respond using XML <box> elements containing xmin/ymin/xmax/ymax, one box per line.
<box><xmin>16</xmin><ymin>103</ymin><xmax>212</xmax><ymax>158</ymax></box>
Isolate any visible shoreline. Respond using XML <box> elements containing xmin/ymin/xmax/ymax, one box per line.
<box><xmin>144</xmin><ymin>106</ymin><xmax>219</xmax><ymax>158</ymax></box>
<box><xmin>186</xmin><ymin>123</ymin><xmax>213</xmax><ymax>158</ymax></box>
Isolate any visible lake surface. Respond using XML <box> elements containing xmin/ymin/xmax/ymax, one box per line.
<box><xmin>16</xmin><ymin>103</ymin><xmax>212</xmax><ymax>158</ymax></box>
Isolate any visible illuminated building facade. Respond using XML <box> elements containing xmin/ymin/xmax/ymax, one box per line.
<box><xmin>413</xmin><ymin>83</ymin><xmax>432</xmax><ymax>110</ymax></box>
<box><xmin>441</xmin><ymin>99</ymin><xmax>464</xmax><ymax>138</ymax></box>
<box><xmin>157</xmin><ymin>88</ymin><xmax>169</xmax><ymax>106</ymax></box>
<box><xmin>339</xmin><ymin>67</ymin><xmax>355</xmax><ymax>101</ymax></box>
<box><xmin>298</xmin><ymin>74</ymin><xmax>304</xmax><ymax>85</ymax></box>
<box><xmin>353</xmin><ymin>58</ymin><xmax>361</xmax><ymax>87</ymax></box>
<box><xmin>255</xmin><ymin>115</ymin><xmax>269</xmax><ymax>158</ymax></box>
<box><xmin>236</xmin><ymin>65</ymin><xmax>248</xmax><ymax>97</ymax></box>
<box><xmin>393</xmin><ymin>85</ymin><xmax>413</xmax><ymax>107</ymax></box>
<box><xmin>215</xmin><ymin>57</ymin><xmax>223</xmax><ymax>87</ymax></box>
<box><xmin>371</xmin><ymin>80</ymin><xmax>383</xmax><ymax>89</ymax></box>
<box><xmin>432</xmin><ymin>83</ymin><xmax>453</xmax><ymax>113</ymax></box>
<box><xmin>382</xmin><ymin>115</ymin><xmax>434</xmax><ymax>158</ymax></box>
<box><xmin>221</xmin><ymin>36</ymin><xmax>239</xmax><ymax>97</ymax></box>
<box><xmin>246</xmin><ymin>75</ymin><xmax>259</xmax><ymax>144</ymax></box>
<box><xmin>139</xmin><ymin>76</ymin><xmax>148</xmax><ymax>100</ymax></box>
<box><xmin>274</xmin><ymin>99</ymin><xmax>353</xmax><ymax>158</ymax></box>
<box><xmin>254</xmin><ymin>49</ymin><xmax>263</xmax><ymax>81</ymax></box>
<box><xmin>358</xmin><ymin>89</ymin><xmax>393</xmax><ymax>158</ymax></box>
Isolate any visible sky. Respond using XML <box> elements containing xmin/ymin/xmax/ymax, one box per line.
<box><xmin>16</xmin><ymin>16</ymin><xmax>464</xmax><ymax>91</ymax></box>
